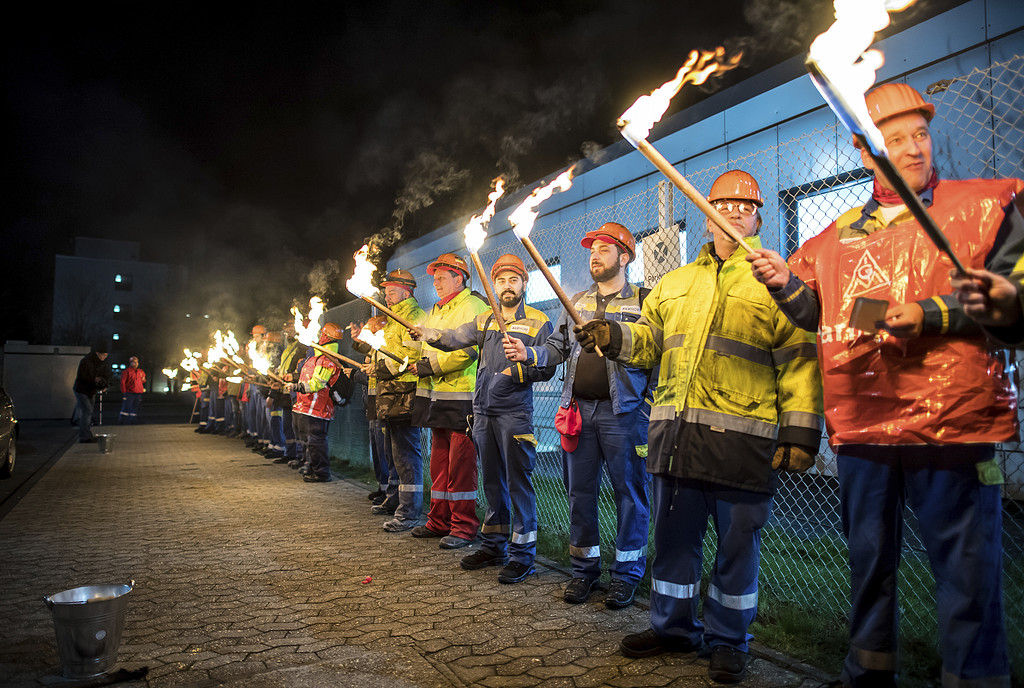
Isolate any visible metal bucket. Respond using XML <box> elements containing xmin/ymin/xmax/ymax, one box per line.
<box><xmin>43</xmin><ymin>581</ymin><xmax>134</xmax><ymax>679</ymax></box>
<box><xmin>95</xmin><ymin>434</ymin><xmax>115</xmax><ymax>454</ymax></box>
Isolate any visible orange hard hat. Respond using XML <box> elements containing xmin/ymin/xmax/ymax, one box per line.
<box><xmin>866</xmin><ymin>83</ymin><xmax>935</xmax><ymax>127</ymax></box>
<box><xmin>251</xmin><ymin>324</ymin><xmax>267</xmax><ymax>335</ymax></box>
<box><xmin>708</xmin><ymin>170</ymin><xmax>763</xmax><ymax>207</ymax></box>
<box><xmin>368</xmin><ymin>315</ymin><xmax>387</xmax><ymax>332</ymax></box>
<box><xmin>380</xmin><ymin>268</ymin><xmax>417</xmax><ymax>290</ymax></box>
<box><xmin>319</xmin><ymin>322</ymin><xmax>344</xmax><ymax>344</ymax></box>
<box><xmin>490</xmin><ymin>254</ymin><xmax>528</xmax><ymax>282</ymax></box>
<box><xmin>264</xmin><ymin>331</ymin><xmax>282</xmax><ymax>344</ymax></box>
<box><xmin>427</xmin><ymin>253</ymin><xmax>470</xmax><ymax>279</ymax></box>
<box><xmin>581</xmin><ymin>222</ymin><xmax>636</xmax><ymax>262</ymax></box>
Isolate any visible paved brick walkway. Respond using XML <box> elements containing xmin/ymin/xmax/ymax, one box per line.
<box><xmin>0</xmin><ymin>425</ymin><xmax>831</xmax><ymax>687</ymax></box>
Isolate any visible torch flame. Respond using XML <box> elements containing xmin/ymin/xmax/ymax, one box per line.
<box><xmin>180</xmin><ymin>349</ymin><xmax>200</xmax><ymax>372</ymax></box>
<box><xmin>162</xmin><ymin>368</ymin><xmax>178</xmax><ymax>378</ymax></box>
<box><xmin>509</xmin><ymin>169</ymin><xmax>575</xmax><ymax>240</ymax></box>
<box><xmin>355</xmin><ymin>325</ymin><xmax>387</xmax><ymax>352</ymax></box>
<box><xmin>247</xmin><ymin>340</ymin><xmax>272</xmax><ymax>375</ymax></box>
<box><xmin>346</xmin><ymin>244</ymin><xmax>379</xmax><ymax>299</ymax></box>
<box><xmin>293</xmin><ymin>296</ymin><xmax>326</xmax><ymax>346</ymax></box>
<box><xmin>223</xmin><ymin>331</ymin><xmax>240</xmax><ymax>357</ymax></box>
<box><xmin>807</xmin><ymin>0</ymin><xmax>917</xmax><ymax>156</ymax></box>
<box><xmin>464</xmin><ymin>177</ymin><xmax>506</xmax><ymax>254</ymax></box>
<box><xmin>618</xmin><ymin>47</ymin><xmax>743</xmax><ymax>147</ymax></box>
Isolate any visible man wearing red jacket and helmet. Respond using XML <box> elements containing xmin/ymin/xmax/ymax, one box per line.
<box><xmin>119</xmin><ymin>356</ymin><xmax>146</xmax><ymax>424</ymax></box>
<box><xmin>748</xmin><ymin>82</ymin><xmax>1023</xmax><ymax>688</ymax></box>
<box><xmin>289</xmin><ymin>322</ymin><xmax>345</xmax><ymax>483</ymax></box>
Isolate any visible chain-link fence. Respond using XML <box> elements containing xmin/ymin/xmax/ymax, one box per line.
<box><xmin>329</xmin><ymin>54</ymin><xmax>1024</xmax><ymax>673</ymax></box>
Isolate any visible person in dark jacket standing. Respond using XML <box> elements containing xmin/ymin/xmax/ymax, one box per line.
<box><xmin>74</xmin><ymin>342</ymin><xmax>111</xmax><ymax>442</ymax></box>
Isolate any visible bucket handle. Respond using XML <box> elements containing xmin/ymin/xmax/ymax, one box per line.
<box><xmin>43</xmin><ymin>580</ymin><xmax>136</xmax><ymax>611</ymax></box>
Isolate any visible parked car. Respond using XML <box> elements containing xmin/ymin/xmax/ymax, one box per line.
<box><xmin>0</xmin><ymin>386</ymin><xmax>17</xmax><ymax>478</ymax></box>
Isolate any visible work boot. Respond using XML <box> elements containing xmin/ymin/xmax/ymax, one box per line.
<box><xmin>383</xmin><ymin>517</ymin><xmax>417</xmax><ymax>532</ymax></box>
<box><xmin>620</xmin><ymin>629</ymin><xmax>703</xmax><ymax>659</ymax></box>
<box><xmin>460</xmin><ymin>549</ymin><xmax>508</xmax><ymax>570</ymax></box>
<box><xmin>604</xmin><ymin>579</ymin><xmax>636</xmax><ymax>609</ymax></box>
<box><xmin>708</xmin><ymin>645</ymin><xmax>749</xmax><ymax>683</ymax></box>
<box><xmin>272</xmin><ymin>456</ymin><xmax>290</xmax><ymax>464</ymax></box>
<box><xmin>563</xmin><ymin>577</ymin><xmax>598</xmax><ymax>604</ymax></box>
<box><xmin>371</xmin><ymin>504</ymin><xmax>396</xmax><ymax>515</ymax></box>
<box><xmin>287</xmin><ymin>459</ymin><xmax>302</xmax><ymax>469</ymax></box>
<box><xmin>497</xmin><ymin>561</ymin><xmax>534</xmax><ymax>584</ymax></box>
<box><xmin>411</xmin><ymin>525</ymin><xmax>446</xmax><ymax>538</ymax></box>
<box><xmin>372</xmin><ymin>493</ymin><xmax>387</xmax><ymax>506</ymax></box>
<box><xmin>367</xmin><ymin>489</ymin><xmax>385</xmax><ymax>502</ymax></box>
<box><xmin>439</xmin><ymin>535</ymin><xmax>475</xmax><ymax>549</ymax></box>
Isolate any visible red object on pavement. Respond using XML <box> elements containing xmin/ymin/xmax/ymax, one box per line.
<box><xmin>361</xmin><ymin>576</ymin><xmax>372</xmax><ymax>584</ymax></box>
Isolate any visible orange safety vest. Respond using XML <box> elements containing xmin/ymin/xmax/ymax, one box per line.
<box><xmin>790</xmin><ymin>178</ymin><xmax>1022</xmax><ymax>446</ymax></box>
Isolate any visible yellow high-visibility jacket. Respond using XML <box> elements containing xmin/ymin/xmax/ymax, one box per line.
<box><xmin>375</xmin><ymin>296</ymin><xmax>425</xmax><ymax>420</ymax></box>
<box><xmin>414</xmin><ymin>288</ymin><xmax>488</xmax><ymax>429</ymax></box>
<box><xmin>619</xmin><ymin>238</ymin><xmax>823</xmax><ymax>492</ymax></box>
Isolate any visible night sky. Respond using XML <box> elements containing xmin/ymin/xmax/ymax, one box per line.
<box><xmin>4</xmin><ymin>0</ymin><xmax>948</xmax><ymax>352</ymax></box>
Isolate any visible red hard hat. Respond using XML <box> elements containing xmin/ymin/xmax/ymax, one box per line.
<box><xmin>490</xmin><ymin>254</ymin><xmax>528</xmax><ymax>282</ymax></box>
<box><xmin>427</xmin><ymin>253</ymin><xmax>470</xmax><ymax>279</ymax></box>
<box><xmin>866</xmin><ymin>83</ymin><xmax>935</xmax><ymax>127</ymax></box>
<box><xmin>580</xmin><ymin>222</ymin><xmax>636</xmax><ymax>262</ymax></box>
<box><xmin>380</xmin><ymin>269</ymin><xmax>417</xmax><ymax>290</ymax></box>
<box><xmin>264</xmin><ymin>331</ymin><xmax>282</xmax><ymax>344</ymax></box>
<box><xmin>708</xmin><ymin>170</ymin><xmax>763</xmax><ymax>207</ymax></box>
<box><xmin>251</xmin><ymin>325</ymin><xmax>267</xmax><ymax>335</ymax></box>
<box><xmin>319</xmin><ymin>322</ymin><xmax>344</xmax><ymax>344</ymax></box>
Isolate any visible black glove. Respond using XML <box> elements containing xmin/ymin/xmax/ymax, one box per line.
<box><xmin>415</xmin><ymin>360</ymin><xmax>433</xmax><ymax>378</ymax></box>
<box><xmin>374</xmin><ymin>360</ymin><xmax>394</xmax><ymax>381</ymax></box>
<box><xmin>772</xmin><ymin>444</ymin><xmax>816</xmax><ymax>472</ymax></box>
<box><xmin>573</xmin><ymin>319</ymin><xmax>622</xmax><ymax>358</ymax></box>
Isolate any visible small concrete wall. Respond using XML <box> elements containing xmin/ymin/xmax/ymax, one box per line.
<box><xmin>2</xmin><ymin>342</ymin><xmax>90</xmax><ymax>419</ymax></box>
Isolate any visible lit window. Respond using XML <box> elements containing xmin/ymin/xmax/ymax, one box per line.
<box><xmin>112</xmin><ymin>334</ymin><xmax>120</xmax><ymax>341</ymax></box>
<box><xmin>185</xmin><ymin>313</ymin><xmax>191</xmax><ymax>318</ymax></box>
<box><xmin>203</xmin><ymin>314</ymin><xmax>210</xmax><ymax>319</ymax></box>
<box><xmin>780</xmin><ymin>169</ymin><xmax>872</xmax><ymax>256</ymax></box>
<box><xmin>113</xmin><ymin>305</ymin><xmax>121</xmax><ymax>313</ymax></box>
<box><xmin>527</xmin><ymin>263</ymin><xmax>560</xmax><ymax>305</ymax></box>
<box><xmin>114</xmin><ymin>274</ymin><xmax>122</xmax><ymax>283</ymax></box>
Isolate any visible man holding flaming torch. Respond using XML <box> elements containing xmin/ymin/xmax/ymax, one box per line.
<box><xmin>410</xmin><ymin>253</ymin><xmax>489</xmax><ymax>547</ymax></box>
<box><xmin>577</xmin><ymin>172</ymin><xmax>823</xmax><ymax>682</ymax></box>
<box><xmin>748</xmin><ymin>83</ymin><xmax>1023</xmax><ymax>687</ymax></box>
<box><xmin>245</xmin><ymin>325</ymin><xmax>267</xmax><ymax>448</ymax></box>
<box><xmin>351</xmin><ymin>316</ymin><xmax>395</xmax><ymax>505</ymax></box>
<box><xmin>412</xmin><ymin>254</ymin><xmax>557</xmax><ymax>582</ymax></box>
<box><xmin>371</xmin><ymin>270</ymin><xmax>427</xmax><ymax>530</ymax></box>
<box><xmin>505</xmin><ymin>223</ymin><xmax>651</xmax><ymax>606</ymax></box>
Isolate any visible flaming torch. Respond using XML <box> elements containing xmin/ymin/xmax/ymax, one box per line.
<box><xmin>247</xmin><ymin>339</ymin><xmax>286</xmax><ymax>384</ymax></box>
<box><xmin>293</xmin><ymin>297</ymin><xmax>365</xmax><ymax>368</ymax></box>
<box><xmin>355</xmin><ymin>325</ymin><xmax>409</xmax><ymax>372</ymax></box>
<box><xmin>617</xmin><ymin>48</ymin><xmax>749</xmax><ymax>252</ymax></box>
<box><xmin>346</xmin><ymin>244</ymin><xmax>417</xmax><ymax>330</ymax></box>
<box><xmin>805</xmin><ymin>0</ymin><xmax>966</xmax><ymax>273</ymax></box>
<box><xmin>509</xmin><ymin>168</ymin><xmax>605</xmax><ymax>355</ymax></box>
<box><xmin>463</xmin><ymin>177</ymin><xmax>509</xmax><ymax>339</ymax></box>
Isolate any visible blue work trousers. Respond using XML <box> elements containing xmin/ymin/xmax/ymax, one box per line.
<box><xmin>269</xmin><ymin>405</ymin><xmax>285</xmax><ymax>453</ymax></box>
<box><xmin>199</xmin><ymin>387</ymin><xmax>210</xmax><ymax>429</ymax></box>
<box><xmin>473</xmin><ymin>411</ymin><xmax>538</xmax><ymax>566</ymax></box>
<box><xmin>838</xmin><ymin>445</ymin><xmax>1008</xmax><ymax>688</ymax></box>
<box><xmin>386</xmin><ymin>419</ymin><xmax>423</xmax><ymax>521</ymax></box>
<box><xmin>119</xmin><ymin>392</ymin><xmax>142</xmax><ymax>424</ymax></box>
<box><xmin>209</xmin><ymin>393</ymin><xmax>224</xmax><ymax>433</ymax></box>
<box><xmin>369</xmin><ymin>419</ymin><xmax>395</xmax><ymax>493</ymax></box>
<box><xmin>649</xmin><ymin>476</ymin><xmax>771</xmax><ymax>653</ymax></box>
<box><xmin>563</xmin><ymin>398</ymin><xmax>649</xmax><ymax>584</ymax></box>
<box><xmin>282</xmin><ymin>406</ymin><xmax>297</xmax><ymax>458</ymax></box>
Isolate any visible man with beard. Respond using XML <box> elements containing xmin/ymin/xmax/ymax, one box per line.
<box><xmin>413</xmin><ymin>254</ymin><xmax>556</xmax><ymax>582</ymax></box>
<box><xmin>505</xmin><ymin>223</ymin><xmax>651</xmax><ymax>604</ymax></box>
<box><xmin>747</xmin><ymin>83</ymin><xmax>1022</xmax><ymax>687</ymax></box>
<box><xmin>412</xmin><ymin>254</ymin><xmax>488</xmax><ymax>545</ymax></box>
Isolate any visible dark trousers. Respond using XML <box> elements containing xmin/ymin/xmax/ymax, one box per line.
<box><xmin>302</xmin><ymin>415</ymin><xmax>330</xmax><ymax>479</ymax></box>
<box><xmin>74</xmin><ymin>392</ymin><xmax>94</xmax><ymax>441</ymax></box>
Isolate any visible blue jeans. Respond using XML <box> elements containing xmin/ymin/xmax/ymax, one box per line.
<box><xmin>75</xmin><ymin>392</ymin><xmax>94</xmax><ymax>440</ymax></box>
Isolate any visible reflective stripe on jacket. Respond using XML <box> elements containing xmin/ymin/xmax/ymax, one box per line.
<box><xmin>433</xmin><ymin>301</ymin><xmax>556</xmax><ymax>415</ymax></box>
<box><xmin>619</xmin><ymin>237</ymin><xmax>823</xmax><ymax>489</ymax></box>
<box><xmin>294</xmin><ymin>343</ymin><xmax>341</xmax><ymax>420</ymax></box>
